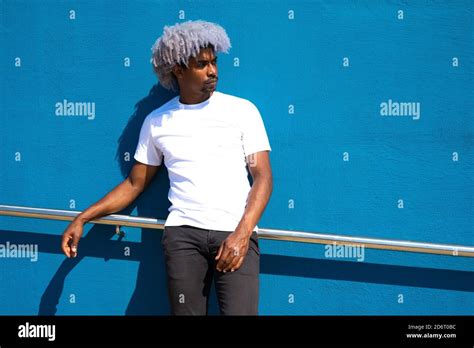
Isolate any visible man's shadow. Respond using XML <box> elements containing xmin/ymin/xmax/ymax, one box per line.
<box><xmin>115</xmin><ymin>84</ymin><xmax>176</xmax><ymax>315</ymax></box>
<box><xmin>39</xmin><ymin>84</ymin><xmax>178</xmax><ymax>315</ymax></box>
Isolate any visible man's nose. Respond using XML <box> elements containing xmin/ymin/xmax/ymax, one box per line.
<box><xmin>207</xmin><ymin>63</ymin><xmax>217</xmax><ymax>77</ymax></box>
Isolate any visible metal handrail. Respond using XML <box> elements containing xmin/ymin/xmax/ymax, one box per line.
<box><xmin>1</xmin><ymin>204</ymin><xmax>473</xmax><ymax>257</ymax></box>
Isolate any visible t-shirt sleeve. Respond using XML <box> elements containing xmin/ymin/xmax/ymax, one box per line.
<box><xmin>133</xmin><ymin>115</ymin><xmax>163</xmax><ymax>166</ymax></box>
<box><xmin>241</xmin><ymin>101</ymin><xmax>272</xmax><ymax>156</ymax></box>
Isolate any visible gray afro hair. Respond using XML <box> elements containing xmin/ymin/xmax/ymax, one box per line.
<box><xmin>151</xmin><ymin>20</ymin><xmax>231</xmax><ymax>90</ymax></box>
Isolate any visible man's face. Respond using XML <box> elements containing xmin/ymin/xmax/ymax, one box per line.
<box><xmin>174</xmin><ymin>47</ymin><xmax>218</xmax><ymax>99</ymax></box>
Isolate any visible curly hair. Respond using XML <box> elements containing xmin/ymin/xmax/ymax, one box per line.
<box><xmin>151</xmin><ymin>20</ymin><xmax>231</xmax><ymax>91</ymax></box>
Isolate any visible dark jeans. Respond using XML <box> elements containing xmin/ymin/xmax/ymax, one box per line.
<box><xmin>161</xmin><ymin>225</ymin><xmax>260</xmax><ymax>315</ymax></box>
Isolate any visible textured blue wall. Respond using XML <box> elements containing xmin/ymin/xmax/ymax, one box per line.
<box><xmin>0</xmin><ymin>0</ymin><xmax>473</xmax><ymax>315</ymax></box>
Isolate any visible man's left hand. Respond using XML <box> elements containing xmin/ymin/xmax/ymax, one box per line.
<box><xmin>215</xmin><ymin>228</ymin><xmax>251</xmax><ymax>273</ymax></box>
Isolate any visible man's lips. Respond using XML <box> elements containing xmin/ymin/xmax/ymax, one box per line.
<box><xmin>205</xmin><ymin>79</ymin><xmax>217</xmax><ymax>84</ymax></box>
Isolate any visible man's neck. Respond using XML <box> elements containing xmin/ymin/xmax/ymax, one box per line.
<box><xmin>179</xmin><ymin>92</ymin><xmax>213</xmax><ymax>105</ymax></box>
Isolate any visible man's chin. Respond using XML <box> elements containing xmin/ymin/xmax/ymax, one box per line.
<box><xmin>202</xmin><ymin>85</ymin><xmax>217</xmax><ymax>93</ymax></box>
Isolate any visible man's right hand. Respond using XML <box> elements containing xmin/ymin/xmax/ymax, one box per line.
<box><xmin>58</xmin><ymin>162</ymin><xmax>160</xmax><ymax>258</ymax></box>
<box><xmin>61</xmin><ymin>219</ymin><xmax>85</xmax><ymax>258</ymax></box>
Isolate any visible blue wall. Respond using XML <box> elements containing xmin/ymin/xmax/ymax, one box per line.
<box><xmin>0</xmin><ymin>0</ymin><xmax>472</xmax><ymax>315</ymax></box>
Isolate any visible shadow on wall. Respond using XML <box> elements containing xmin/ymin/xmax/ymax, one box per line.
<box><xmin>115</xmin><ymin>83</ymin><xmax>176</xmax><ymax>315</ymax></box>
<box><xmin>260</xmin><ymin>255</ymin><xmax>474</xmax><ymax>293</ymax></box>
<box><xmin>1</xmin><ymin>229</ymin><xmax>473</xmax><ymax>315</ymax></box>
<box><xmin>39</xmin><ymin>83</ymin><xmax>179</xmax><ymax>315</ymax></box>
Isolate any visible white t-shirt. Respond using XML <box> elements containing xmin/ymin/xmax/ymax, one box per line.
<box><xmin>134</xmin><ymin>91</ymin><xmax>271</xmax><ymax>232</ymax></box>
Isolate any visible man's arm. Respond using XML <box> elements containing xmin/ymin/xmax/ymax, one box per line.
<box><xmin>237</xmin><ymin>151</ymin><xmax>273</xmax><ymax>237</ymax></box>
<box><xmin>61</xmin><ymin>162</ymin><xmax>160</xmax><ymax>258</ymax></box>
<box><xmin>215</xmin><ymin>151</ymin><xmax>273</xmax><ymax>272</ymax></box>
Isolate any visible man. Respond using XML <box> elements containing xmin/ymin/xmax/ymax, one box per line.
<box><xmin>61</xmin><ymin>20</ymin><xmax>273</xmax><ymax>315</ymax></box>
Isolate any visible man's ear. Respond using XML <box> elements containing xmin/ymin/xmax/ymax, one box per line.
<box><xmin>172</xmin><ymin>65</ymin><xmax>184</xmax><ymax>79</ymax></box>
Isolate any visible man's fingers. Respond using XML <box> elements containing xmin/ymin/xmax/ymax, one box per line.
<box><xmin>61</xmin><ymin>235</ymin><xmax>71</xmax><ymax>258</ymax></box>
<box><xmin>226</xmin><ymin>256</ymin><xmax>241</xmax><ymax>272</ymax></box>
<box><xmin>218</xmin><ymin>249</ymin><xmax>238</xmax><ymax>272</ymax></box>
<box><xmin>231</xmin><ymin>257</ymin><xmax>245</xmax><ymax>272</ymax></box>
<box><xmin>225</xmin><ymin>247</ymin><xmax>242</xmax><ymax>272</ymax></box>
<box><xmin>215</xmin><ymin>244</ymin><xmax>223</xmax><ymax>261</ymax></box>
<box><xmin>216</xmin><ymin>248</ymin><xmax>231</xmax><ymax>272</ymax></box>
<box><xmin>70</xmin><ymin>235</ymin><xmax>80</xmax><ymax>258</ymax></box>
<box><xmin>216</xmin><ymin>257</ymin><xmax>225</xmax><ymax>272</ymax></box>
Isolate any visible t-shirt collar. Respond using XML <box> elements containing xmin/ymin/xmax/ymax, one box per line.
<box><xmin>177</xmin><ymin>91</ymin><xmax>217</xmax><ymax>110</ymax></box>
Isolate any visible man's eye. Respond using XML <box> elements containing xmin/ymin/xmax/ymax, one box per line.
<box><xmin>196</xmin><ymin>61</ymin><xmax>216</xmax><ymax>68</ymax></box>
